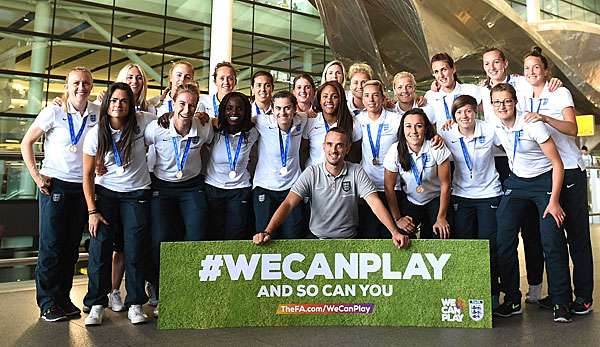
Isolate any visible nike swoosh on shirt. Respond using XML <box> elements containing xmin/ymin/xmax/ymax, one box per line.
<box><xmin>566</xmin><ymin>184</ymin><xmax>575</xmax><ymax>188</ymax></box>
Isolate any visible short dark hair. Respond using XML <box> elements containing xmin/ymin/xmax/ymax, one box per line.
<box><xmin>273</xmin><ymin>91</ymin><xmax>297</xmax><ymax>106</ymax></box>
<box><xmin>582</xmin><ymin>146</ymin><xmax>589</xmax><ymax>151</ymax></box>
<box><xmin>217</xmin><ymin>91</ymin><xmax>254</xmax><ymax>134</ymax></box>
<box><xmin>490</xmin><ymin>83</ymin><xmax>517</xmax><ymax>102</ymax></box>
<box><xmin>451</xmin><ymin>95</ymin><xmax>478</xmax><ymax>121</ymax></box>
<box><xmin>324</xmin><ymin>126</ymin><xmax>350</xmax><ymax>145</ymax></box>
<box><xmin>524</xmin><ymin>46</ymin><xmax>548</xmax><ymax>70</ymax></box>
<box><xmin>251</xmin><ymin>70</ymin><xmax>274</xmax><ymax>87</ymax></box>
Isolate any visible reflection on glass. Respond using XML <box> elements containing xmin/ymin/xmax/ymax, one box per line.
<box><xmin>0</xmin><ymin>159</ymin><xmax>37</xmax><ymax>200</ymax></box>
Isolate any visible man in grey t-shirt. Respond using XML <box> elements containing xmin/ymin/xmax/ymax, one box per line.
<box><xmin>253</xmin><ymin>127</ymin><xmax>409</xmax><ymax>248</ymax></box>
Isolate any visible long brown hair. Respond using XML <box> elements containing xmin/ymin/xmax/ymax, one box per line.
<box><xmin>396</xmin><ymin>109</ymin><xmax>436</xmax><ymax>171</ymax></box>
<box><xmin>96</xmin><ymin>82</ymin><xmax>137</xmax><ymax>166</ymax></box>
<box><xmin>312</xmin><ymin>81</ymin><xmax>355</xmax><ymax>140</ymax></box>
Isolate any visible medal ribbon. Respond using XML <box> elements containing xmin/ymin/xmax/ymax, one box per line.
<box><xmin>67</xmin><ymin>113</ymin><xmax>88</xmax><ymax>147</ymax></box>
<box><xmin>213</xmin><ymin>94</ymin><xmax>219</xmax><ymax>116</ymax></box>
<box><xmin>409</xmin><ymin>153</ymin><xmax>428</xmax><ymax>187</ymax></box>
<box><xmin>168</xmin><ymin>99</ymin><xmax>173</xmax><ymax>113</ymax></box>
<box><xmin>278</xmin><ymin>126</ymin><xmax>291</xmax><ymax>169</ymax></box>
<box><xmin>224</xmin><ymin>132</ymin><xmax>243</xmax><ymax>173</ymax></box>
<box><xmin>529</xmin><ymin>98</ymin><xmax>542</xmax><ymax>114</ymax></box>
<box><xmin>367</xmin><ymin>123</ymin><xmax>383</xmax><ymax>162</ymax></box>
<box><xmin>459</xmin><ymin>137</ymin><xmax>473</xmax><ymax>176</ymax></box>
<box><xmin>111</xmin><ymin>135</ymin><xmax>123</xmax><ymax>169</ymax></box>
<box><xmin>172</xmin><ymin>136</ymin><xmax>192</xmax><ymax>174</ymax></box>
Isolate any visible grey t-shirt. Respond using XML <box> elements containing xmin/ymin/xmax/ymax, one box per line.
<box><xmin>291</xmin><ymin>162</ymin><xmax>377</xmax><ymax>239</ymax></box>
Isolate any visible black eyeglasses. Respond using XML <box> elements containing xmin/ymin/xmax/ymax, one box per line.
<box><xmin>492</xmin><ymin>99</ymin><xmax>515</xmax><ymax>107</ymax></box>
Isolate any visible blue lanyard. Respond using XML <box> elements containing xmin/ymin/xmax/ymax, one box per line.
<box><xmin>167</xmin><ymin>99</ymin><xmax>173</xmax><ymax>113</ymax></box>
<box><xmin>512</xmin><ymin>130</ymin><xmax>520</xmax><ymax>162</ymax></box>
<box><xmin>459</xmin><ymin>138</ymin><xmax>473</xmax><ymax>176</ymax></box>
<box><xmin>367</xmin><ymin>123</ymin><xmax>384</xmax><ymax>161</ymax></box>
<box><xmin>442</xmin><ymin>95</ymin><xmax>457</xmax><ymax>120</ymax></box>
<box><xmin>529</xmin><ymin>98</ymin><xmax>542</xmax><ymax>113</ymax></box>
<box><xmin>213</xmin><ymin>94</ymin><xmax>219</xmax><ymax>116</ymax></box>
<box><xmin>172</xmin><ymin>136</ymin><xmax>193</xmax><ymax>173</ymax></box>
<box><xmin>506</xmin><ymin>75</ymin><xmax>511</xmax><ymax>85</ymax></box>
<box><xmin>67</xmin><ymin>113</ymin><xmax>87</xmax><ymax>146</ymax></box>
<box><xmin>409</xmin><ymin>153</ymin><xmax>428</xmax><ymax>186</ymax></box>
<box><xmin>135</xmin><ymin>105</ymin><xmax>141</xmax><ymax>112</ymax></box>
<box><xmin>278</xmin><ymin>126</ymin><xmax>292</xmax><ymax>168</ymax></box>
<box><xmin>111</xmin><ymin>135</ymin><xmax>123</xmax><ymax>168</ymax></box>
<box><xmin>352</xmin><ymin>109</ymin><xmax>360</xmax><ymax>116</ymax></box>
<box><xmin>323</xmin><ymin>117</ymin><xmax>331</xmax><ymax>132</ymax></box>
<box><xmin>255</xmin><ymin>103</ymin><xmax>261</xmax><ymax>116</ymax></box>
<box><xmin>224</xmin><ymin>132</ymin><xmax>243</xmax><ymax>172</ymax></box>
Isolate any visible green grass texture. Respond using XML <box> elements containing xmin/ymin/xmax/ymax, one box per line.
<box><xmin>158</xmin><ymin>239</ymin><xmax>491</xmax><ymax>330</ymax></box>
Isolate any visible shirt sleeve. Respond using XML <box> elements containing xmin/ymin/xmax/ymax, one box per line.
<box><xmin>290</xmin><ymin>166</ymin><xmax>314</xmax><ymax>199</ymax></box>
<box><xmin>82</xmin><ymin>125</ymin><xmax>99</xmax><ymax>156</ymax></box>
<box><xmin>302</xmin><ymin>117</ymin><xmax>314</xmax><ymax>140</ymax></box>
<box><xmin>468</xmin><ymin>84</ymin><xmax>482</xmax><ymax>104</ymax></box>
<box><xmin>144</xmin><ymin>121</ymin><xmax>157</xmax><ymax>146</ymax></box>
<box><xmin>554</xmin><ymin>87</ymin><xmax>574</xmax><ymax>110</ymax></box>
<box><xmin>32</xmin><ymin>106</ymin><xmax>57</xmax><ymax>133</ymax></box>
<box><xmin>431</xmin><ymin>143</ymin><xmax>451</xmax><ymax>164</ymax></box>
<box><xmin>352</xmin><ymin>119</ymin><xmax>363</xmax><ymax>141</ymax></box>
<box><xmin>383</xmin><ymin>143</ymin><xmax>400</xmax><ymax>172</ymax></box>
<box><xmin>527</xmin><ymin>122</ymin><xmax>551</xmax><ymax>144</ymax></box>
<box><xmin>355</xmin><ymin>165</ymin><xmax>378</xmax><ymax>198</ymax></box>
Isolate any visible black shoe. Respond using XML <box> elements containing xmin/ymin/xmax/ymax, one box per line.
<box><xmin>538</xmin><ymin>296</ymin><xmax>553</xmax><ymax>310</ymax></box>
<box><xmin>553</xmin><ymin>304</ymin><xmax>572</xmax><ymax>323</ymax></box>
<box><xmin>41</xmin><ymin>305</ymin><xmax>68</xmax><ymax>322</ymax></box>
<box><xmin>570</xmin><ymin>297</ymin><xmax>593</xmax><ymax>315</ymax></box>
<box><xmin>62</xmin><ymin>302</ymin><xmax>81</xmax><ymax>317</ymax></box>
<box><xmin>493</xmin><ymin>301</ymin><xmax>522</xmax><ymax>317</ymax></box>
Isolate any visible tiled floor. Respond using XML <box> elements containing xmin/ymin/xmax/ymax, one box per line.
<box><xmin>1</xmin><ymin>226</ymin><xmax>599</xmax><ymax>347</ymax></box>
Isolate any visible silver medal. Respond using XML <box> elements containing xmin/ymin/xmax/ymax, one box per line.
<box><xmin>228</xmin><ymin>171</ymin><xmax>236</xmax><ymax>179</ymax></box>
<box><xmin>280</xmin><ymin>167</ymin><xmax>288</xmax><ymax>176</ymax></box>
<box><xmin>115</xmin><ymin>166</ymin><xmax>125</xmax><ymax>176</ymax></box>
<box><xmin>68</xmin><ymin>144</ymin><xmax>77</xmax><ymax>153</ymax></box>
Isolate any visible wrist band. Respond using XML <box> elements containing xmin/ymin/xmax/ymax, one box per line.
<box><xmin>88</xmin><ymin>210</ymin><xmax>98</xmax><ymax>215</ymax></box>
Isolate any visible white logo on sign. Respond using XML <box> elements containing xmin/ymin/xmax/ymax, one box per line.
<box><xmin>441</xmin><ymin>298</ymin><xmax>463</xmax><ymax>322</ymax></box>
<box><xmin>469</xmin><ymin>299</ymin><xmax>484</xmax><ymax>322</ymax></box>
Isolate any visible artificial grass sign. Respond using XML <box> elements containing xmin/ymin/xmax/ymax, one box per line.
<box><xmin>158</xmin><ymin>239</ymin><xmax>491</xmax><ymax>329</ymax></box>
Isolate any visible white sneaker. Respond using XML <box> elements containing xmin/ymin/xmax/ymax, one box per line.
<box><xmin>146</xmin><ymin>282</ymin><xmax>158</xmax><ymax>306</ymax></box>
<box><xmin>108</xmin><ymin>289</ymin><xmax>124</xmax><ymax>312</ymax></box>
<box><xmin>525</xmin><ymin>284</ymin><xmax>542</xmax><ymax>303</ymax></box>
<box><xmin>128</xmin><ymin>305</ymin><xmax>148</xmax><ymax>324</ymax></box>
<box><xmin>84</xmin><ymin>305</ymin><xmax>104</xmax><ymax>326</ymax></box>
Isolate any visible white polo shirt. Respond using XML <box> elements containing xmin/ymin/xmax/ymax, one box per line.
<box><xmin>254</xmin><ymin>113</ymin><xmax>307</xmax><ymax>191</ymax></box>
<box><xmin>205</xmin><ymin>127</ymin><xmax>259</xmax><ymax>189</ymax></box>
<box><xmin>302</xmin><ymin>113</ymin><xmax>363</xmax><ymax>167</ymax></box>
<box><xmin>251</xmin><ymin>101</ymin><xmax>273</xmax><ymax>118</ymax></box>
<box><xmin>393</xmin><ymin>101</ymin><xmax>436</xmax><ymax>124</ymax></box>
<box><xmin>424</xmin><ymin>82</ymin><xmax>481</xmax><ymax>128</ymax></box>
<box><xmin>83</xmin><ymin>112</ymin><xmax>153</xmax><ymax>192</ymax></box>
<box><xmin>383</xmin><ymin>140</ymin><xmax>451</xmax><ymax>205</ymax></box>
<box><xmin>198</xmin><ymin>93</ymin><xmax>220</xmax><ymax>118</ymax></box>
<box><xmin>144</xmin><ymin>117</ymin><xmax>213</xmax><ymax>182</ymax></box>
<box><xmin>33</xmin><ymin>102</ymin><xmax>100</xmax><ymax>183</ymax></box>
<box><xmin>516</xmin><ymin>83</ymin><xmax>583</xmax><ymax>170</ymax></box>
<box><xmin>439</xmin><ymin>120</ymin><xmax>502</xmax><ymax>198</ymax></box>
<box><xmin>355</xmin><ymin>109</ymin><xmax>402</xmax><ymax>191</ymax></box>
<box><xmin>347</xmin><ymin>97</ymin><xmax>363</xmax><ymax>117</ymax></box>
<box><xmin>494</xmin><ymin>116</ymin><xmax>552</xmax><ymax>178</ymax></box>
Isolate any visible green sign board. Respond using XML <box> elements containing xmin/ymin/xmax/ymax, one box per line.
<box><xmin>159</xmin><ymin>240</ymin><xmax>491</xmax><ymax>329</ymax></box>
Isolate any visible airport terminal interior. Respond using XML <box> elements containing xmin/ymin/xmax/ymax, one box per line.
<box><xmin>1</xmin><ymin>0</ymin><xmax>600</xmax><ymax>345</ymax></box>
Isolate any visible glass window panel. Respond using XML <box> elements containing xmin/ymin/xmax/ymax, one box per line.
<box><xmin>0</xmin><ymin>74</ymin><xmax>55</xmax><ymax>116</ymax></box>
<box><xmin>0</xmin><ymin>116</ymin><xmax>40</xmax><ymax>153</ymax></box>
<box><xmin>0</xmin><ymin>4</ymin><xmax>36</xmax><ymax>31</ymax></box>
<box><xmin>0</xmin><ymin>158</ymin><xmax>37</xmax><ymax>200</ymax></box>
<box><xmin>114</xmin><ymin>0</ymin><xmax>167</xmax><ymax>16</ymax></box>
<box><xmin>233</xmin><ymin>63</ymin><xmax>252</xmax><ymax>95</ymax></box>
<box><xmin>110</xmin><ymin>11</ymin><xmax>169</xmax><ymax>50</ymax></box>
<box><xmin>253</xmin><ymin>5</ymin><xmax>290</xmax><ymax>40</ymax></box>
<box><xmin>254</xmin><ymin>1</ymin><xmax>291</xmax><ymax>10</ymax></box>
<box><xmin>290</xmin><ymin>43</ymin><xmax>321</xmax><ymax>74</ymax></box>
<box><xmin>252</xmin><ymin>37</ymin><xmax>290</xmax><ymax>71</ymax></box>
<box><xmin>292</xmin><ymin>0</ymin><xmax>319</xmax><ymax>15</ymax></box>
<box><xmin>49</xmin><ymin>43</ymin><xmax>110</xmax><ymax>82</ymax></box>
<box><xmin>167</xmin><ymin>0</ymin><xmax>212</xmax><ymax>23</ymax></box>
<box><xmin>232</xmin><ymin>32</ymin><xmax>255</xmax><ymax>65</ymax></box>
<box><xmin>291</xmin><ymin>13</ymin><xmax>323</xmax><ymax>45</ymax></box>
<box><xmin>233</xmin><ymin>1</ymin><xmax>254</xmax><ymax>31</ymax></box>
<box><xmin>164</xmin><ymin>20</ymin><xmax>210</xmax><ymax>57</ymax></box>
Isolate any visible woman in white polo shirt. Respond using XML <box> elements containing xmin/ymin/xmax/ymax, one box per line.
<box><xmin>205</xmin><ymin>91</ymin><xmax>259</xmax><ymax>240</ymax></box>
<box><xmin>253</xmin><ymin>91</ymin><xmax>307</xmax><ymax>238</ymax></box>
<box><xmin>519</xmin><ymin>47</ymin><xmax>593</xmax><ymax>315</ymax></box>
<box><xmin>440</xmin><ymin>94</ymin><xmax>503</xmax><ymax>308</ymax></box>
<box><xmin>251</xmin><ymin>71</ymin><xmax>274</xmax><ymax>117</ymax></box>
<box><xmin>151</xmin><ymin>60</ymin><xmax>195</xmax><ymax>117</ymax></box>
<box><xmin>21</xmin><ymin>67</ymin><xmax>99</xmax><ymax>322</ymax></box>
<box><xmin>82</xmin><ymin>82</ymin><xmax>155</xmax><ymax>326</ymax></box>
<box><xmin>425</xmin><ymin>52</ymin><xmax>481</xmax><ymax>129</ymax></box>
<box><xmin>144</xmin><ymin>83</ymin><xmax>213</xmax><ymax>311</ymax></box>
<box><xmin>320</xmin><ymin>60</ymin><xmax>346</xmax><ymax>86</ymax></box>
<box><xmin>302</xmin><ymin>81</ymin><xmax>362</xmax><ymax>167</ymax></box>
<box><xmin>383</xmin><ymin>109</ymin><xmax>452</xmax><ymax>239</ymax></box>
<box><xmin>355</xmin><ymin>80</ymin><xmax>403</xmax><ymax>238</ymax></box>
<box><xmin>199</xmin><ymin>62</ymin><xmax>237</xmax><ymax>118</ymax></box>
<box><xmin>292</xmin><ymin>73</ymin><xmax>316</xmax><ymax>115</ymax></box>
<box><xmin>490</xmin><ymin>82</ymin><xmax>572</xmax><ymax>323</ymax></box>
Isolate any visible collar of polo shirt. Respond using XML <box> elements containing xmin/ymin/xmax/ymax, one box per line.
<box><xmin>67</xmin><ymin>100</ymin><xmax>91</xmax><ymax>117</ymax></box>
<box><xmin>453</xmin><ymin>120</ymin><xmax>483</xmax><ymax>140</ymax></box>
<box><xmin>408</xmin><ymin>139</ymin><xmax>431</xmax><ymax>158</ymax></box>
<box><xmin>324</xmin><ymin>161</ymin><xmax>348</xmax><ymax>178</ymax></box>
<box><xmin>168</xmin><ymin>117</ymin><xmax>198</xmax><ymax>139</ymax></box>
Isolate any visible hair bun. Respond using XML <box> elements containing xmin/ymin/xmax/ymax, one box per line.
<box><xmin>531</xmin><ymin>46</ymin><xmax>542</xmax><ymax>55</ymax></box>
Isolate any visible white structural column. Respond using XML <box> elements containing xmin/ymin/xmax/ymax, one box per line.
<box><xmin>27</xmin><ymin>0</ymin><xmax>50</xmax><ymax>114</ymax></box>
<box><xmin>527</xmin><ymin>0</ymin><xmax>541</xmax><ymax>23</ymax></box>
<box><xmin>209</xmin><ymin>0</ymin><xmax>233</xmax><ymax>95</ymax></box>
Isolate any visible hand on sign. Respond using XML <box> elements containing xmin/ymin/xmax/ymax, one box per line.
<box><xmin>252</xmin><ymin>232</ymin><xmax>271</xmax><ymax>245</ymax></box>
<box><xmin>395</xmin><ymin>216</ymin><xmax>415</xmax><ymax>234</ymax></box>
<box><xmin>391</xmin><ymin>232</ymin><xmax>410</xmax><ymax>249</ymax></box>
<box><xmin>433</xmin><ymin>217</ymin><xmax>451</xmax><ymax>239</ymax></box>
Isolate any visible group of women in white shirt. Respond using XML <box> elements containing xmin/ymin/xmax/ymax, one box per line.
<box><xmin>22</xmin><ymin>45</ymin><xmax>592</xmax><ymax>326</ymax></box>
